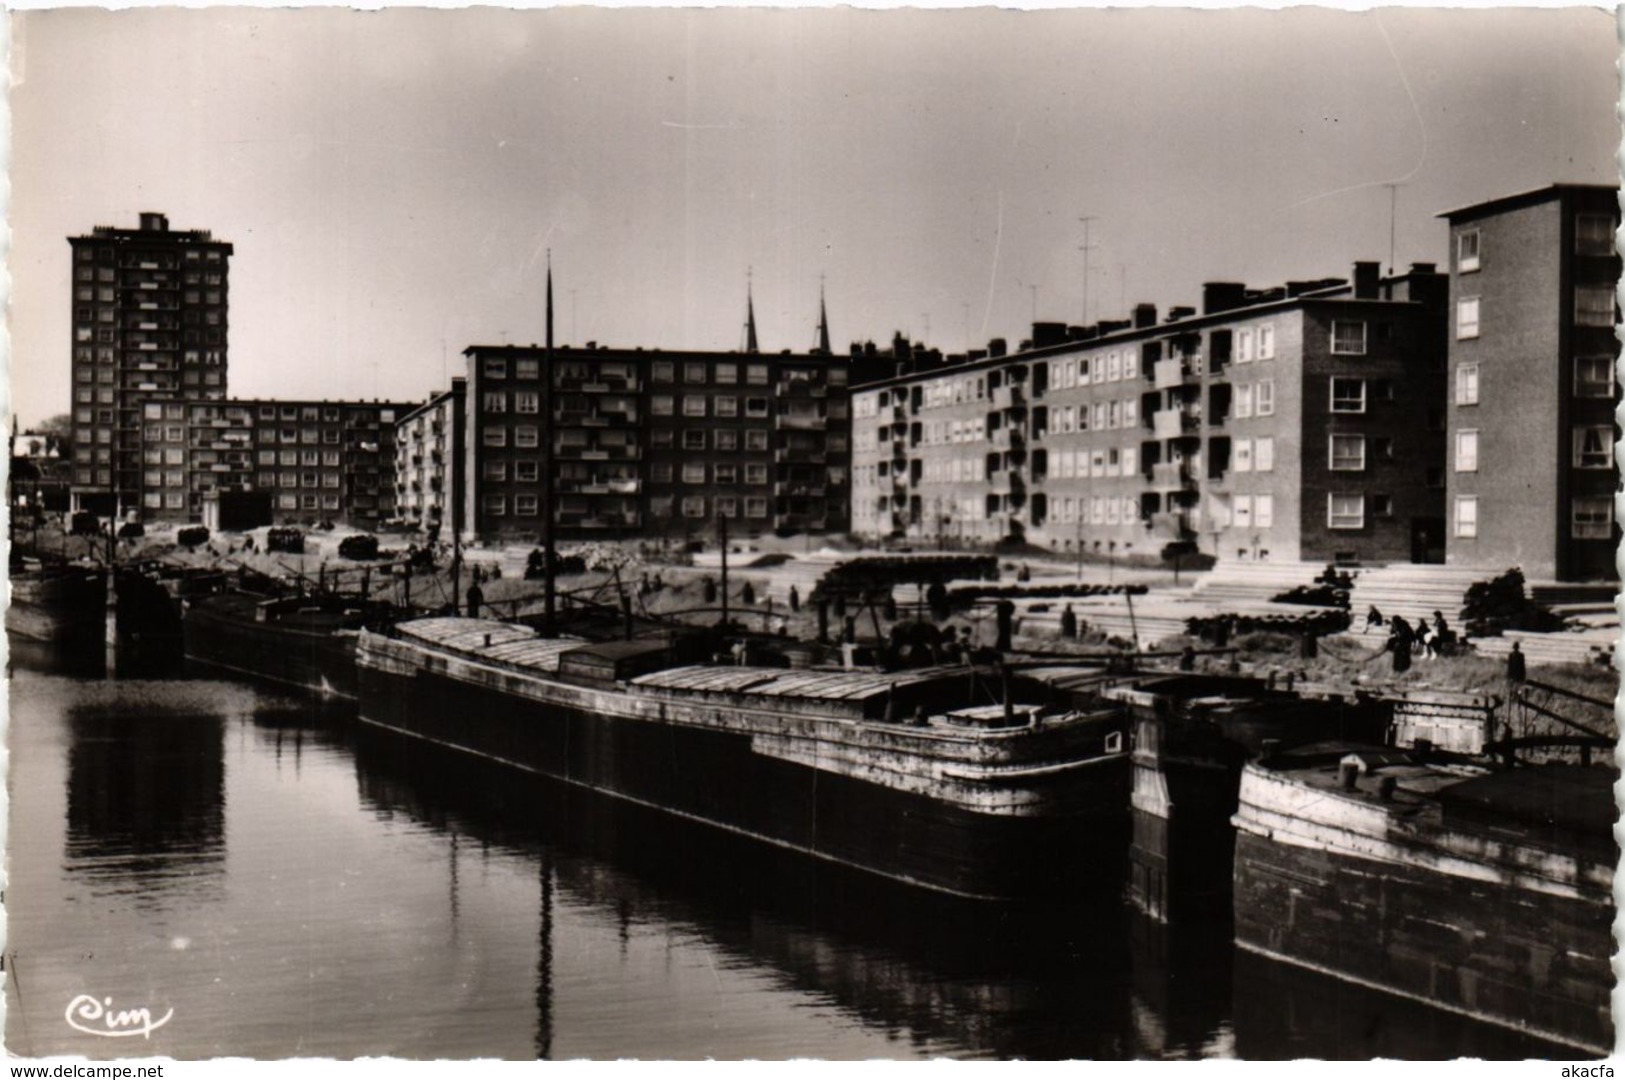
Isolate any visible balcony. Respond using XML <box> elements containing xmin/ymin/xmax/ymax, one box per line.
<box><xmin>1152</xmin><ymin>409</ymin><xmax>1200</xmax><ymax>441</ymax></box>
<box><xmin>1149</xmin><ymin>461</ymin><xmax>1195</xmax><ymax>491</ymax></box>
<box><xmin>774</xmin><ymin>482</ymin><xmax>828</xmax><ymax>498</ymax></box>
<box><xmin>776</xmin><ymin>413</ymin><xmax>826</xmax><ymax>431</ymax></box>
<box><xmin>1153</xmin><ymin>358</ymin><xmax>1193</xmax><ymax>390</ymax></box>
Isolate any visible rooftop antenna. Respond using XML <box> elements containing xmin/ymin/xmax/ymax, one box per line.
<box><xmin>744</xmin><ymin>267</ymin><xmax>759</xmax><ymax>354</ymax></box>
<box><xmin>1078</xmin><ymin>215</ymin><xmax>1098</xmax><ymax>325</ymax></box>
<box><xmin>1383</xmin><ymin>183</ymin><xmax>1406</xmax><ymax>275</ymax></box>
<box><xmin>1029</xmin><ymin>284</ymin><xmax>1039</xmax><ymax>323</ymax></box>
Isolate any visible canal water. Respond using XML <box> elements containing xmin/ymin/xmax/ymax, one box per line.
<box><xmin>4</xmin><ymin>641</ymin><xmax>1577</xmax><ymax>1060</ymax></box>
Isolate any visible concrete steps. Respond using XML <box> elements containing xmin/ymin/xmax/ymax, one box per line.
<box><xmin>1471</xmin><ymin>628</ymin><xmax>1617</xmax><ymax>670</ymax></box>
<box><xmin>1188</xmin><ymin>561</ymin><xmax>1330</xmax><ymax>606</ymax></box>
<box><xmin>1345</xmin><ymin>564</ymin><xmax>1505</xmax><ymax>626</ymax></box>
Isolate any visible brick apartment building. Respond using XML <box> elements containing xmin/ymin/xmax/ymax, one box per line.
<box><xmin>68</xmin><ymin>212</ymin><xmax>233</xmax><ymax>517</ymax></box>
<box><xmin>1439</xmin><ymin>183</ymin><xmax>1620</xmax><ymax>582</ymax></box>
<box><xmin>459</xmin><ymin>342</ymin><xmax>852</xmax><ymax>543</ymax></box>
<box><xmin>852</xmin><ymin>261</ymin><xmax>1451</xmax><ymax>565</ymax></box>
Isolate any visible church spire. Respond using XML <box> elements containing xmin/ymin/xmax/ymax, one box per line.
<box><xmin>745</xmin><ymin>269</ymin><xmax>759</xmax><ymax>354</ymax></box>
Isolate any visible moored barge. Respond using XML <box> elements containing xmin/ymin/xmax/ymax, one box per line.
<box><xmin>7</xmin><ymin>561</ymin><xmax>107</xmax><ymax>645</ymax></box>
<box><xmin>357</xmin><ymin>617</ymin><xmax>1132</xmax><ymax>901</ymax></box>
<box><xmin>184</xmin><ymin>587</ymin><xmax>398</xmax><ymax>699</ymax></box>
<box><xmin>1231</xmin><ymin>745</ymin><xmax>1616</xmax><ymax>1055</ymax></box>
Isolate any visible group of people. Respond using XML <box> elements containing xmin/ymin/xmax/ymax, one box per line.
<box><xmin>1367</xmin><ymin>606</ymin><xmax>1456</xmax><ymax>672</ymax></box>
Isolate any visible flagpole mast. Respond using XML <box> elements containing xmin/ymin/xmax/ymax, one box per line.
<box><xmin>543</xmin><ymin>252</ymin><xmax>557</xmax><ymax>636</ymax></box>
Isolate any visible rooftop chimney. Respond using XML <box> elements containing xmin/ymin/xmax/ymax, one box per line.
<box><xmin>1166</xmin><ymin>306</ymin><xmax>1196</xmax><ymax>323</ymax></box>
<box><xmin>1133</xmin><ymin>303</ymin><xmax>1158</xmax><ymax>329</ymax></box>
<box><xmin>1097</xmin><ymin>319</ymin><xmax>1131</xmax><ymax>336</ymax></box>
<box><xmin>892</xmin><ymin>332</ymin><xmax>913</xmax><ymax>362</ymax></box>
<box><xmin>987</xmin><ymin>337</ymin><xmax>1008</xmax><ymax>359</ymax></box>
<box><xmin>1031</xmin><ymin>322</ymin><xmax>1069</xmax><ymax>350</ymax></box>
<box><xmin>1202</xmin><ymin>282</ymin><xmax>1248</xmax><ymax>315</ymax></box>
<box><xmin>1353</xmin><ymin>261</ymin><xmax>1381</xmax><ymax>299</ymax></box>
<box><xmin>139</xmin><ymin>212</ymin><xmax>169</xmax><ymax>232</ymax></box>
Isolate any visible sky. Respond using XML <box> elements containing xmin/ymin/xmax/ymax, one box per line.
<box><xmin>7</xmin><ymin>6</ymin><xmax>1619</xmax><ymax>427</ymax></box>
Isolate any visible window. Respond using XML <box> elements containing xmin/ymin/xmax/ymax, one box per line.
<box><xmin>715</xmin><ymin>496</ymin><xmax>738</xmax><ymax>518</ymax></box>
<box><xmin>482</xmin><ymin>358</ymin><xmax>507</xmax><ymax>379</ymax></box>
<box><xmin>651</xmin><ymin>396</ymin><xmax>674</xmax><ymax>416</ymax></box>
<box><xmin>483</xmin><ymin>495</ymin><xmax>506</xmax><ymax>516</ymax></box>
<box><xmin>651</xmin><ymin>429</ymin><xmax>675</xmax><ymax>449</ymax></box>
<box><xmin>745</xmin><ymin>398</ymin><xmax>770</xmax><ymax>418</ymax></box>
<box><xmin>1573</xmin><ymin>496</ymin><xmax>1613</xmax><ymax>539</ymax></box>
<box><xmin>652</xmin><ymin>361</ymin><xmax>675</xmax><ymax>383</ymax></box>
<box><xmin>1330</xmin><ymin>377</ymin><xmax>1365</xmax><ymax>413</ymax></box>
<box><xmin>715</xmin><ymin>363</ymin><xmax>738</xmax><ymax>385</ymax></box>
<box><xmin>746</xmin><ymin>463</ymin><xmax>769</xmax><ymax>485</ymax></box>
<box><xmin>682</xmin><ymin>496</ymin><xmax>706</xmax><ymax>518</ymax></box>
<box><xmin>683</xmin><ymin>430</ymin><xmax>707</xmax><ymax>450</ymax></box>
<box><xmin>1328</xmin><ymin>493</ymin><xmax>1364</xmax><ymax>530</ymax></box>
<box><xmin>1456</xmin><ymin>298</ymin><xmax>1480</xmax><ymax>340</ymax></box>
<box><xmin>684</xmin><ymin>363</ymin><xmax>707</xmax><ymax>383</ymax></box>
<box><xmin>1255</xmin><ymin>494</ymin><xmax>1274</xmax><ymax>528</ymax></box>
<box><xmin>1234</xmin><ymin>385</ymin><xmax>1253</xmax><ymax>420</ymax></box>
<box><xmin>515</xmin><ymin>427</ymin><xmax>539</xmax><ymax>448</ymax></box>
<box><xmin>515</xmin><ymin>461</ymin><xmax>539</xmax><ymax>482</ymax></box>
<box><xmin>1457</xmin><ymin>229</ymin><xmax>1481</xmax><ymax>273</ymax></box>
<box><xmin>651</xmin><ymin>462</ymin><xmax>674</xmax><ymax>484</ymax></box>
<box><xmin>1455</xmin><ymin>363</ymin><xmax>1480</xmax><ymax>405</ymax></box>
<box><xmin>1373</xmin><ymin>494</ymin><xmax>1394</xmax><ymax>518</ymax></box>
<box><xmin>1330</xmin><ymin>435</ymin><xmax>1365</xmax><ymax>471</ymax></box>
<box><xmin>683</xmin><ymin>463</ymin><xmax>706</xmax><ymax>484</ymax></box>
<box><xmin>515</xmin><ymin>392</ymin><xmax>539</xmax><ymax>414</ymax></box>
<box><xmin>746</xmin><ymin>497</ymin><xmax>769</xmax><ymax>518</ymax></box>
<box><xmin>715</xmin><ymin>463</ymin><xmax>738</xmax><ymax>485</ymax></box>
<box><xmin>484</xmin><ymin>427</ymin><xmax>507</xmax><ymax>447</ymax></box>
<box><xmin>745</xmin><ymin>430</ymin><xmax>769</xmax><ymax>451</ymax></box>
<box><xmin>1455</xmin><ymin>495</ymin><xmax>1478</xmax><ymax>539</ymax></box>
<box><xmin>1575</xmin><ymin>356</ymin><xmax>1614</xmax><ymax>398</ymax></box>
<box><xmin>1575</xmin><ymin>286</ymin><xmax>1616</xmax><ymax>327</ymax></box>
<box><xmin>1234</xmin><ymin>439</ymin><xmax>1253</xmax><ymax>473</ymax></box>
<box><xmin>1234</xmin><ymin>495</ymin><xmax>1253</xmax><ymax>529</ymax></box>
<box><xmin>1236</xmin><ymin>329</ymin><xmax>1255</xmax><ymax>364</ymax></box>
<box><xmin>683</xmin><ymin>396</ymin><xmax>707</xmax><ymax>417</ymax></box>
<box><xmin>1257</xmin><ymin>324</ymin><xmax>1276</xmax><ymax>360</ymax></box>
<box><xmin>484</xmin><ymin>460</ymin><xmax>507</xmax><ymax>481</ymax></box>
<box><xmin>747</xmin><ymin>364</ymin><xmax>769</xmax><ymax>385</ymax></box>
<box><xmin>1331</xmin><ymin>321</ymin><xmax>1367</xmax><ymax>355</ymax></box>
<box><xmin>1255</xmin><ymin>437</ymin><xmax>1274</xmax><ymax>473</ymax></box>
<box><xmin>1573</xmin><ymin>425</ymin><xmax>1613</xmax><ymax>468</ymax></box>
<box><xmin>515</xmin><ymin>359</ymin><xmax>540</xmax><ymax>380</ymax></box>
<box><xmin>1455</xmin><ymin>429</ymin><xmax>1479</xmax><ymax>472</ymax></box>
<box><xmin>1576</xmin><ymin>214</ymin><xmax>1615</xmax><ymax>257</ymax></box>
<box><xmin>715</xmin><ymin>396</ymin><xmax>738</xmax><ymax>418</ymax></box>
<box><xmin>515</xmin><ymin>495</ymin><xmax>539</xmax><ymax>517</ymax></box>
<box><xmin>715</xmin><ymin>430</ymin><xmax>738</xmax><ymax>451</ymax></box>
<box><xmin>1255</xmin><ymin>380</ymin><xmax>1275</xmax><ymax>417</ymax></box>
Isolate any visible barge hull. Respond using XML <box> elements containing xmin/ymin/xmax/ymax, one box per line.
<box><xmin>357</xmin><ymin>657</ymin><xmax>1128</xmax><ymax>902</ymax></box>
<box><xmin>1233</xmin><ymin>830</ymin><xmax>1613</xmax><ymax>1055</ymax></box>
<box><xmin>183</xmin><ymin>603</ymin><xmax>359</xmax><ymax>699</ymax></box>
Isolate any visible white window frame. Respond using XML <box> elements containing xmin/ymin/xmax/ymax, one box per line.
<box><xmin>1575</xmin><ymin>355</ymin><xmax>1614</xmax><ymax>398</ymax></box>
<box><xmin>1255</xmin><ymin>494</ymin><xmax>1274</xmax><ymax>528</ymax></box>
<box><xmin>1255</xmin><ymin>436</ymin><xmax>1274</xmax><ymax>473</ymax></box>
<box><xmin>1572</xmin><ymin>496</ymin><xmax>1613</xmax><ymax>539</ymax></box>
<box><xmin>1236</xmin><ymin>328</ymin><xmax>1255</xmax><ymax>364</ymax></box>
<box><xmin>483</xmin><ymin>495</ymin><xmax>507</xmax><ymax>517</ymax></box>
<box><xmin>1255</xmin><ymin>380</ymin><xmax>1275</xmax><ymax>417</ymax></box>
<box><xmin>1330</xmin><ymin>434</ymin><xmax>1366</xmax><ymax>472</ymax></box>
<box><xmin>1576</xmin><ymin>214</ymin><xmax>1615</xmax><ymax>257</ymax></box>
<box><xmin>1456</xmin><ymin>297</ymin><xmax>1480</xmax><ymax>340</ymax></box>
<box><xmin>1328</xmin><ymin>493</ymin><xmax>1365</xmax><ymax>530</ymax></box>
<box><xmin>1572</xmin><ymin>425</ymin><xmax>1613</xmax><ymax>469</ymax></box>
<box><xmin>682</xmin><ymin>496</ymin><xmax>706</xmax><ymax>518</ymax></box>
<box><xmin>1331</xmin><ymin>321</ymin><xmax>1367</xmax><ymax>356</ymax></box>
<box><xmin>1234</xmin><ymin>495</ymin><xmax>1253</xmax><ymax>529</ymax></box>
<box><xmin>1455</xmin><ymin>429</ymin><xmax>1479</xmax><ymax>472</ymax></box>
<box><xmin>1330</xmin><ymin>377</ymin><xmax>1366</xmax><ymax>414</ymax></box>
<box><xmin>1575</xmin><ymin>286</ymin><xmax>1616</xmax><ymax>327</ymax></box>
<box><xmin>1455</xmin><ymin>363</ymin><xmax>1480</xmax><ymax>406</ymax></box>
<box><xmin>1256</xmin><ymin>323</ymin><xmax>1276</xmax><ymax>360</ymax></box>
<box><xmin>1457</xmin><ymin>229</ymin><xmax>1481</xmax><ymax>273</ymax></box>
<box><xmin>1455</xmin><ymin>495</ymin><xmax>1478</xmax><ymax>539</ymax></box>
<box><xmin>1234</xmin><ymin>438</ymin><xmax>1253</xmax><ymax>473</ymax></box>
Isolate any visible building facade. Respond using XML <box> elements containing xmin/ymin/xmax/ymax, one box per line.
<box><xmin>460</xmin><ymin>345</ymin><xmax>852</xmax><ymax>542</ymax></box>
<box><xmin>68</xmin><ymin>212</ymin><xmax>233</xmax><ymax>517</ymax></box>
<box><xmin>1439</xmin><ymin>184</ymin><xmax>1620</xmax><ymax>582</ymax></box>
<box><xmin>853</xmin><ymin>262</ymin><xmax>1450</xmax><ymax>565</ymax></box>
<box><xmin>394</xmin><ymin>379</ymin><xmax>466</xmax><ymax>540</ymax></box>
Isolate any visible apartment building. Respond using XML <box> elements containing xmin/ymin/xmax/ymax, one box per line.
<box><xmin>460</xmin><ymin>344</ymin><xmax>852</xmax><ymax>542</ymax></box>
<box><xmin>136</xmin><ymin>397</ymin><xmax>406</xmax><ymax>528</ymax></box>
<box><xmin>1439</xmin><ymin>184</ymin><xmax>1620</xmax><ymax>582</ymax></box>
<box><xmin>853</xmin><ymin>262</ymin><xmax>1450</xmax><ymax>565</ymax></box>
<box><xmin>394</xmin><ymin>379</ymin><xmax>467</xmax><ymax>540</ymax></box>
<box><xmin>67</xmin><ymin>212</ymin><xmax>233</xmax><ymax>517</ymax></box>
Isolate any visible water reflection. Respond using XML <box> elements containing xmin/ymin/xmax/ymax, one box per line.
<box><xmin>65</xmin><ymin>704</ymin><xmax>226</xmax><ymax>904</ymax></box>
